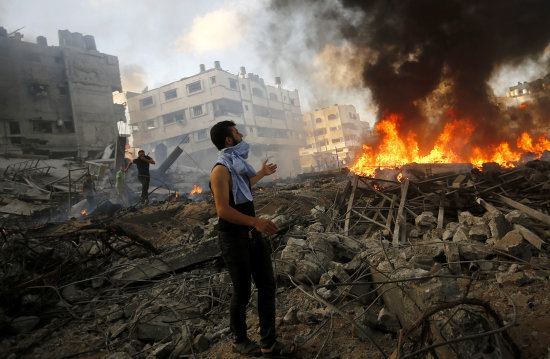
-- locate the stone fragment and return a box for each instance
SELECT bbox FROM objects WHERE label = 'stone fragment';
[409,255,434,270]
[505,210,530,226]
[10,316,40,334]
[136,322,173,342]
[452,226,469,242]
[485,212,511,241]
[494,230,531,261]
[444,243,461,274]
[297,310,322,324]
[415,211,437,228]
[458,211,475,225]
[306,222,325,233]
[283,307,298,324]
[62,284,88,302]
[377,308,400,333]
[469,223,490,242]
[294,260,324,284]
[193,334,210,352]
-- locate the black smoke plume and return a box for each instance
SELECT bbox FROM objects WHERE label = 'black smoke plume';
[267,0,550,150]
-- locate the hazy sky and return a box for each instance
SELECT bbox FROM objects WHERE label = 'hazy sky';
[1,0,548,127]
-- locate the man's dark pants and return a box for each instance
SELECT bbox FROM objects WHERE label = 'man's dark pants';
[218,230,277,348]
[138,175,150,201]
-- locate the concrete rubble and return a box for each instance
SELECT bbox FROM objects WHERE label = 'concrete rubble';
[1,157,550,358]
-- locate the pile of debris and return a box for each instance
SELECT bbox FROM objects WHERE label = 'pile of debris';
[0,158,549,358]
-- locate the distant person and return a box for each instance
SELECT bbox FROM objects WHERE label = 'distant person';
[209,120,296,357]
[125,150,155,203]
[115,165,129,206]
[82,173,96,212]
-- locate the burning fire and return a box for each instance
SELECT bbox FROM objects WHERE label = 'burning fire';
[81,209,87,216]
[190,185,203,195]
[351,113,550,177]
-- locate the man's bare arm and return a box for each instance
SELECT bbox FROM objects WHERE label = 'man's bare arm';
[211,165,278,235]
[249,159,277,187]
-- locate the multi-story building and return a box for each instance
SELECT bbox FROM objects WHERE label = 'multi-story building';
[299,105,370,172]
[126,62,303,177]
[0,27,125,158]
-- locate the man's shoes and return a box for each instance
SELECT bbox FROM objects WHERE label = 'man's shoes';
[232,339,261,357]
[261,341,296,357]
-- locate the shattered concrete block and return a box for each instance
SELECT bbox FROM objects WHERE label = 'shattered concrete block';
[323,233,362,261]
[494,230,532,261]
[457,242,493,261]
[496,272,534,286]
[452,226,469,243]
[10,316,40,334]
[193,333,210,352]
[377,308,400,333]
[484,211,511,241]
[505,210,530,226]
[415,211,437,228]
[283,307,298,324]
[444,243,461,274]
[469,223,490,242]
[297,310,322,324]
[311,205,326,216]
[409,254,435,270]
[458,211,475,225]
[306,222,325,233]
[295,259,324,284]
[442,228,455,241]
[136,322,174,342]
[62,284,89,302]
[445,221,460,232]
[409,227,422,238]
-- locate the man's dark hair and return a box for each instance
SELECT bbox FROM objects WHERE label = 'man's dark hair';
[138,150,145,154]
[210,120,236,150]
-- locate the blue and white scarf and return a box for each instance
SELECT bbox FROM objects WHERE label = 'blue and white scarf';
[217,141,257,205]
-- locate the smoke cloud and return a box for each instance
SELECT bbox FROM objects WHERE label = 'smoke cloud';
[262,0,550,150]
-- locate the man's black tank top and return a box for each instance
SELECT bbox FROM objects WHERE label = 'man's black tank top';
[210,163,255,232]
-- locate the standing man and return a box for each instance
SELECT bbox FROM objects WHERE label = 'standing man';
[209,121,296,357]
[125,150,155,204]
[82,173,96,213]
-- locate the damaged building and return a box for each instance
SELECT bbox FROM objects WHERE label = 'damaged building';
[126,62,304,176]
[0,27,125,158]
[300,104,371,173]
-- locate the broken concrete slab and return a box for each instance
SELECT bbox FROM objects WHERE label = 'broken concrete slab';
[111,238,220,283]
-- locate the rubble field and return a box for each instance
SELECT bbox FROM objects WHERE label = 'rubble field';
[1,158,550,359]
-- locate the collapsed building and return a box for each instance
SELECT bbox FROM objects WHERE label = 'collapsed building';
[0,27,125,158]
[126,62,304,177]
[300,104,371,173]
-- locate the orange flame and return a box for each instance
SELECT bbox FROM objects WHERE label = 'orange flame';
[350,113,550,177]
[519,103,528,109]
[190,185,203,195]
[81,209,87,215]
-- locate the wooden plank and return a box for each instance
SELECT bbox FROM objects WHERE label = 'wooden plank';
[497,194,550,226]
[352,209,390,231]
[393,179,409,247]
[344,175,359,235]
[386,194,397,229]
[514,224,546,250]
[437,191,445,228]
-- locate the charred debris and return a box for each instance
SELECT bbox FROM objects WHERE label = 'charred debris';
[1,155,550,359]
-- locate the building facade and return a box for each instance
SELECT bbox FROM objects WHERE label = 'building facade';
[299,105,370,172]
[0,27,125,158]
[126,62,303,177]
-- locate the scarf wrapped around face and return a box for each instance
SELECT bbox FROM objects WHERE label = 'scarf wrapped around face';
[217,141,257,205]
